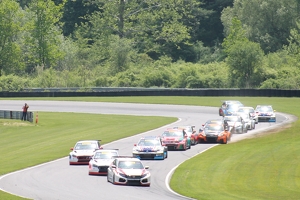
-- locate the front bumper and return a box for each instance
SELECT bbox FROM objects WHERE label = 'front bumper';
[89,165,109,175]
[258,115,276,122]
[133,152,165,160]
[114,173,151,186]
[163,143,185,150]
[69,155,91,165]
[198,134,227,143]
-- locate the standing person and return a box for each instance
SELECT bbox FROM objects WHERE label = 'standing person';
[21,103,29,121]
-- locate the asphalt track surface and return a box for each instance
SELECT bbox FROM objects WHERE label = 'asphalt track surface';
[0,100,291,200]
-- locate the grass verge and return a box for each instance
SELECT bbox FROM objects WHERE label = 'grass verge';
[1,96,300,200]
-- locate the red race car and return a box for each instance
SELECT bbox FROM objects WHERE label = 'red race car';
[161,128,191,150]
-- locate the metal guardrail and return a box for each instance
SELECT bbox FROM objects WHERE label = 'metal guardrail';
[0,110,34,123]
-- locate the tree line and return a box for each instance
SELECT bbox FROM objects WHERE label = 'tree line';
[1,0,300,91]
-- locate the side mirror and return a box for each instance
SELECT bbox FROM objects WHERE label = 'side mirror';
[145,166,149,169]
[134,144,137,146]
[70,147,74,150]
[111,165,116,169]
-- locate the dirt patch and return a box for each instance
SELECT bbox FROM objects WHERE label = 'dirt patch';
[230,112,298,143]
[2,122,34,127]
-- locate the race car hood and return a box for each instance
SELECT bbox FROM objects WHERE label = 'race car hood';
[92,159,113,166]
[136,146,160,152]
[120,168,148,176]
[257,112,274,116]
[203,130,221,136]
[71,150,95,156]
[162,136,183,141]
[227,121,242,127]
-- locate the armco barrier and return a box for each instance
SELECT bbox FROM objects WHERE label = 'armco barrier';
[0,88,300,97]
[0,110,34,123]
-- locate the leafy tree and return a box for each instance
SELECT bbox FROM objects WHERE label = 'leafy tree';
[0,0,24,76]
[221,0,299,53]
[85,0,207,61]
[223,18,264,88]
[198,0,233,46]
[26,0,66,69]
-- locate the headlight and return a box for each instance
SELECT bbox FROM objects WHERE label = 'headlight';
[141,172,150,178]
[118,173,126,178]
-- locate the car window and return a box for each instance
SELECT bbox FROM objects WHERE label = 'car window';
[118,161,144,169]
[94,151,118,159]
[205,125,224,131]
[75,142,97,150]
[138,139,160,146]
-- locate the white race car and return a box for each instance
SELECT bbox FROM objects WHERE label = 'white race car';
[69,140,102,165]
[132,136,167,160]
[255,105,276,122]
[107,156,151,186]
[88,149,119,175]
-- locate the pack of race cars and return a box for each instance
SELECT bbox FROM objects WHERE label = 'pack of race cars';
[68,100,276,187]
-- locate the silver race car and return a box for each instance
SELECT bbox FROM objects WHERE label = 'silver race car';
[224,115,248,134]
[88,149,119,175]
[107,156,151,186]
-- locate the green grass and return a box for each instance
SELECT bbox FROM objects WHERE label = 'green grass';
[1,96,300,200]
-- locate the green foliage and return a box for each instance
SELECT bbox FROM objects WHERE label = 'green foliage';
[0,75,30,92]
[222,0,299,53]
[223,18,264,88]
[26,0,66,69]
[226,40,264,88]
[0,0,24,76]
[260,67,300,89]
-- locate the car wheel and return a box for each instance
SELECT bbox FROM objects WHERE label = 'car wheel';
[107,174,110,182]
[113,174,117,185]
[221,138,227,144]
[165,151,168,158]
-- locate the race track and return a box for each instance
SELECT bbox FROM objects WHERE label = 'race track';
[0,100,289,200]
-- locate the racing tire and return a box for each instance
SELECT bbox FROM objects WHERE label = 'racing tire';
[188,143,191,149]
[113,174,117,185]
[221,138,227,144]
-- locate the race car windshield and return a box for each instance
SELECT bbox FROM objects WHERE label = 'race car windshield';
[227,104,240,111]
[224,117,240,122]
[162,131,183,137]
[94,152,118,159]
[257,107,273,112]
[75,143,97,150]
[118,161,144,169]
[205,125,223,132]
[138,139,159,146]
